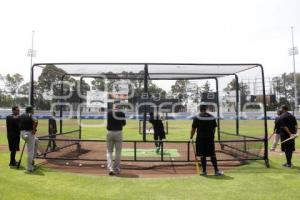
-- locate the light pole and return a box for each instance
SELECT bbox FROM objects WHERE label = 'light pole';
[27,30,36,105]
[289,26,298,112]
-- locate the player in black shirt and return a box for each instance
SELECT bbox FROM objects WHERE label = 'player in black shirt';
[19,106,39,172]
[190,104,223,176]
[6,106,20,166]
[278,105,298,168]
[106,104,126,176]
[107,109,126,131]
[47,111,58,151]
[149,112,166,153]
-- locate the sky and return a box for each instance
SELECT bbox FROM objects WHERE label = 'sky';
[0,0,300,91]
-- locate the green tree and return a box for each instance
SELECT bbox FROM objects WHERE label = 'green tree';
[201,81,212,92]
[224,80,250,111]
[3,73,24,101]
[37,64,67,93]
[14,82,32,107]
[272,72,300,110]
[171,80,189,102]
[18,82,30,96]
[148,83,166,100]
[36,64,73,110]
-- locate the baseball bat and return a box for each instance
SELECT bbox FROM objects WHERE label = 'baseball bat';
[268,133,275,140]
[17,141,26,169]
[191,140,200,175]
[280,134,298,144]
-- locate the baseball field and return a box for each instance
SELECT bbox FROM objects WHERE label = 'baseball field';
[1,119,300,200]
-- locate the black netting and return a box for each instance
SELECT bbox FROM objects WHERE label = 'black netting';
[37,130,80,158]
[32,63,268,168]
[219,132,264,160]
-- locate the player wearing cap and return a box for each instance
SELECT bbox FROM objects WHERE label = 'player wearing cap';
[190,104,223,176]
[106,103,126,176]
[19,106,39,172]
[278,105,298,168]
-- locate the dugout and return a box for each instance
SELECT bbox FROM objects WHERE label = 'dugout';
[30,63,269,167]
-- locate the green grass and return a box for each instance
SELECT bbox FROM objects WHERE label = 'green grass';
[1,119,300,199]
[0,153,300,200]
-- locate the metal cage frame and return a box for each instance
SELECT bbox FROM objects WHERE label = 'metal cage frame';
[30,63,269,167]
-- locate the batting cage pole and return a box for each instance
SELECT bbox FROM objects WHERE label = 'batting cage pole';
[142,64,149,142]
[30,64,35,106]
[235,74,240,136]
[59,74,66,134]
[79,76,84,140]
[215,77,221,141]
[259,64,269,167]
[166,112,169,135]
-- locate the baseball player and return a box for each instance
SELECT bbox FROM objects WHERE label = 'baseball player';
[106,103,126,176]
[47,111,58,151]
[190,104,223,176]
[6,106,21,166]
[149,112,166,153]
[278,105,297,168]
[19,106,39,172]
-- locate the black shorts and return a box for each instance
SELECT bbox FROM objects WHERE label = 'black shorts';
[154,131,166,140]
[196,138,216,157]
[7,135,20,152]
[281,134,295,152]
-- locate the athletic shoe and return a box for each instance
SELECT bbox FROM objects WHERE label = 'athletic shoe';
[215,171,224,176]
[35,151,42,156]
[114,170,121,175]
[109,171,115,176]
[200,172,207,176]
[282,163,292,168]
[9,162,17,167]
[52,146,59,151]
[27,169,34,173]
[156,147,160,154]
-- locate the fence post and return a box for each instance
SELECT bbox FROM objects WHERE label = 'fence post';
[134,141,137,161]
[161,141,164,161]
[187,141,190,161]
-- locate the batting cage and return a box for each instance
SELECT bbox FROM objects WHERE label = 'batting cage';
[30,63,269,172]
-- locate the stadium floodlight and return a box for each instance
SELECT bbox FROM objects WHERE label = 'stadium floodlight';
[27,49,37,57]
[27,30,36,105]
[27,31,37,62]
[289,27,298,111]
[289,47,298,56]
